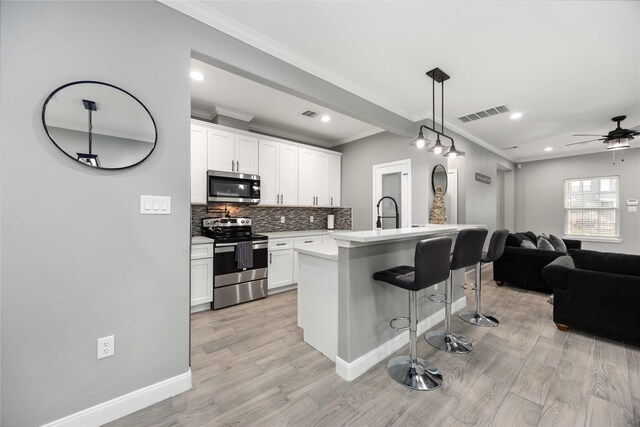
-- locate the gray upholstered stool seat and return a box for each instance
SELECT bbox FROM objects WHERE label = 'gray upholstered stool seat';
[459,229,509,327]
[373,236,452,391]
[425,228,488,354]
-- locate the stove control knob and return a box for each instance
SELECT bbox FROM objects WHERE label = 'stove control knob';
[241,220,245,224]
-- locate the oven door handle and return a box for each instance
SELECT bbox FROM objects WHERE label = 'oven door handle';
[215,242,268,253]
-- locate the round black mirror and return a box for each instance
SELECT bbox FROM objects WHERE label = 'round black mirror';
[432,164,448,194]
[42,81,157,170]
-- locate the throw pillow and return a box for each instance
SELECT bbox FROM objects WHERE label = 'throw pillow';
[548,234,567,253]
[537,236,555,251]
[524,231,537,244]
[521,240,536,249]
[505,233,523,247]
[516,232,534,243]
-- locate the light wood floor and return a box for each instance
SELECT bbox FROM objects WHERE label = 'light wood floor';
[108,269,639,426]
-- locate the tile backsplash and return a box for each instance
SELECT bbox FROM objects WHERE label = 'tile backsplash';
[191,204,352,236]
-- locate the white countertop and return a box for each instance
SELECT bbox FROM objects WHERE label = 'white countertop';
[191,236,214,245]
[261,229,344,239]
[331,224,485,247]
[295,243,338,261]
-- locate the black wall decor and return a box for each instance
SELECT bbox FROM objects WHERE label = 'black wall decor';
[475,173,491,184]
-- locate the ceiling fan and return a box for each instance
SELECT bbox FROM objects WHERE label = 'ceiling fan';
[566,115,640,151]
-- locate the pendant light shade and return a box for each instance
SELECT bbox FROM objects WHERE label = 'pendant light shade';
[409,129,430,148]
[607,138,631,151]
[443,142,465,158]
[428,137,446,154]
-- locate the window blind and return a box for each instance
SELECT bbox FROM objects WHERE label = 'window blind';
[564,176,619,237]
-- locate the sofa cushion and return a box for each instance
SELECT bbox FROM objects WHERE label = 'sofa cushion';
[537,236,555,251]
[521,240,536,249]
[505,233,523,247]
[548,234,567,252]
[571,249,640,277]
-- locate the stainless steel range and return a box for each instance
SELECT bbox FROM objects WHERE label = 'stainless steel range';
[201,217,268,310]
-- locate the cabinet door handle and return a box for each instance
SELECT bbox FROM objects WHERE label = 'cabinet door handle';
[279,194,283,204]
[236,160,239,171]
[276,243,287,246]
[331,197,333,206]
[304,240,313,243]
[269,253,272,264]
[231,160,235,172]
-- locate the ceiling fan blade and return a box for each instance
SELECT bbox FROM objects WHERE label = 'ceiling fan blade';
[630,124,640,132]
[572,134,606,137]
[565,138,606,146]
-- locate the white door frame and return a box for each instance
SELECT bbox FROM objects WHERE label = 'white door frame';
[446,169,458,224]
[372,159,412,228]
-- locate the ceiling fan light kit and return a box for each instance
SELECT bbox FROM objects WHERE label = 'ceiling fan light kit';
[568,115,639,153]
[410,67,464,158]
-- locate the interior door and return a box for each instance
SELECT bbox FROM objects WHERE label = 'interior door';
[373,159,411,229]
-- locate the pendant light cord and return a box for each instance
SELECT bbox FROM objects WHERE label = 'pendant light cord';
[432,79,435,130]
[441,81,444,134]
[88,109,93,155]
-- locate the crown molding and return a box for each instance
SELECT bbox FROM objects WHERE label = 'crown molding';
[214,106,255,122]
[191,108,214,120]
[159,0,414,120]
[335,128,385,146]
[248,123,333,148]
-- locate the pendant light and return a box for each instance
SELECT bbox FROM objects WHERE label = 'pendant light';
[409,67,464,158]
[76,99,100,167]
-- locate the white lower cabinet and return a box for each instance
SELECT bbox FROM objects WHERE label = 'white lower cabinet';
[190,243,213,312]
[268,238,294,291]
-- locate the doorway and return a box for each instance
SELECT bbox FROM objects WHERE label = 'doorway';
[372,159,411,229]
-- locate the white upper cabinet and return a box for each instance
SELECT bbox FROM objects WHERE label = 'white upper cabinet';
[207,128,259,175]
[258,140,279,205]
[234,135,259,174]
[190,124,208,204]
[259,140,298,205]
[207,128,236,173]
[298,148,340,207]
[328,154,341,207]
[279,144,298,205]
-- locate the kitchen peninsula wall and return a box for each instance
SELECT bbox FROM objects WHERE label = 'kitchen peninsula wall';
[191,204,352,236]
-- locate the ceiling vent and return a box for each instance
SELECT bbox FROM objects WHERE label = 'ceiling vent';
[300,109,319,118]
[458,105,510,123]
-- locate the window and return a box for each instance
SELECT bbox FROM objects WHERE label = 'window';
[564,176,619,238]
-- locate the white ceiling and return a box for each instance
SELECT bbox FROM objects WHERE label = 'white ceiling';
[190,59,383,146]
[172,1,640,162]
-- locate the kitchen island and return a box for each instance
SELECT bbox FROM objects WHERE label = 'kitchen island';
[296,224,484,381]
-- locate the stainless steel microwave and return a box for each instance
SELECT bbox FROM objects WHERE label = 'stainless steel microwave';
[207,170,260,204]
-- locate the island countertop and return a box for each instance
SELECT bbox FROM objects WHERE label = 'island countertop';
[294,243,338,261]
[331,224,484,246]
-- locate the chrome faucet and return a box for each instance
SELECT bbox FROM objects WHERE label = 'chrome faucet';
[376,196,400,229]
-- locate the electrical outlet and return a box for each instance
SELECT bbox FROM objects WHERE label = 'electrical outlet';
[97,335,115,359]
[310,216,314,222]
[280,216,285,223]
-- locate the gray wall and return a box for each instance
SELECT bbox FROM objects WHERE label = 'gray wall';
[0,1,464,425]
[338,122,515,241]
[515,149,640,254]
[1,2,194,425]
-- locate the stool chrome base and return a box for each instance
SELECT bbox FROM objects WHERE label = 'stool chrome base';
[425,331,473,354]
[386,355,443,391]
[458,311,499,327]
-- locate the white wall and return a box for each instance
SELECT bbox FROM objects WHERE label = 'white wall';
[514,149,640,254]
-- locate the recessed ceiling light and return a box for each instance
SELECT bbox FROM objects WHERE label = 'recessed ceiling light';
[544,147,553,152]
[190,71,205,81]
[510,112,522,120]
[321,115,331,123]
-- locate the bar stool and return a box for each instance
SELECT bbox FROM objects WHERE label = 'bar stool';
[373,237,452,391]
[458,229,509,327]
[425,228,488,354]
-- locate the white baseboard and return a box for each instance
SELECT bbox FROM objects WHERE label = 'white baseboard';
[42,369,192,427]
[336,297,466,381]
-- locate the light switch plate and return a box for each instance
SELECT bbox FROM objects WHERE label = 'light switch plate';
[140,195,171,215]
